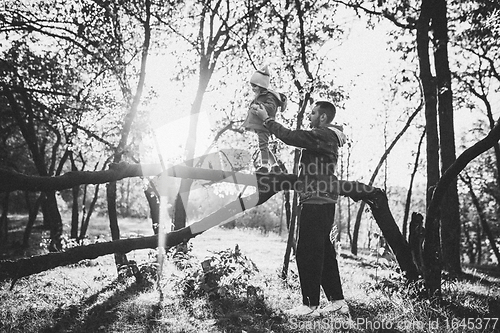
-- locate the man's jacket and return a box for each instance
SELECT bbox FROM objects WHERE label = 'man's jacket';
[263,118,347,204]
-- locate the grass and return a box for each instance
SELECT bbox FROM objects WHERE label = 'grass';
[1,216,500,332]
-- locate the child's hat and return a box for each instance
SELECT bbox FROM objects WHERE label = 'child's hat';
[250,65,270,89]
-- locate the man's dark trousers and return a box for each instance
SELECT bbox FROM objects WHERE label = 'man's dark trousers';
[296,203,344,306]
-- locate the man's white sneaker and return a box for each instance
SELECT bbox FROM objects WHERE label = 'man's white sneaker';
[284,305,320,318]
[318,299,349,315]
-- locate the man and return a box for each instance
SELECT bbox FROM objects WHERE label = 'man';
[253,101,349,317]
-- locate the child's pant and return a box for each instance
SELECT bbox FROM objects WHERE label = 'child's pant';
[256,130,276,165]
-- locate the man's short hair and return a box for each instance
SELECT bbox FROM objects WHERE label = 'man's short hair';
[314,101,336,123]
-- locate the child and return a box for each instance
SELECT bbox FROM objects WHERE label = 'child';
[242,65,286,172]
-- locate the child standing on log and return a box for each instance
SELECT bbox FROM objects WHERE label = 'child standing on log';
[242,65,286,172]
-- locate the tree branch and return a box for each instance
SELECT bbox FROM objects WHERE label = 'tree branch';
[332,0,417,29]
[426,116,500,227]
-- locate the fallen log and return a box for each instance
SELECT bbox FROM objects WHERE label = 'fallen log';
[0,169,419,283]
[0,163,259,193]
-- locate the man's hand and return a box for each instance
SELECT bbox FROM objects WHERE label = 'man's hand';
[252,104,268,120]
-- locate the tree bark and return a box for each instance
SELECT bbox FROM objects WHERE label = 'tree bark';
[71,185,80,239]
[0,163,163,192]
[409,212,424,275]
[144,184,160,235]
[0,192,10,247]
[107,181,127,265]
[403,129,425,239]
[70,153,80,239]
[463,219,475,264]
[43,191,63,252]
[78,184,100,241]
[23,194,43,248]
[172,68,211,230]
[417,0,442,297]
[361,187,419,280]
[281,90,309,279]
[281,199,298,280]
[433,0,461,274]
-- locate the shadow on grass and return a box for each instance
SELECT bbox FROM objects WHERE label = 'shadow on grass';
[189,291,288,333]
[448,269,500,287]
[441,269,500,318]
[0,223,47,260]
[439,297,486,318]
[40,276,155,333]
[440,290,500,319]
[462,264,500,278]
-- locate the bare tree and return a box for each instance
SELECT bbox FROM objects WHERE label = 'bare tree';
[351,100,422,255]
[162,0,270,230]
[460,173,500,267]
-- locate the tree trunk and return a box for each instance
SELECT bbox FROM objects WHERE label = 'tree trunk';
[463,220,475,264]
[346,146,353,247]
[71,185,80,239]
[70,153,79,239]
[281,92,309,279]
[359,187,419,280]
[476,219,482,265]
[172,61,212,230]
[144,184,160,235]
[281,198,298,280]
[337,151,344,242]
[43,191,63,252]
[417,0,442,297]
[351,203,364,256]
[107,182,127,266]
[79,184,100,241]
[106,0,151,267]
[0,163,164,192]
[23,194,43,248]
[433,0,461,274]
[409,212,424,275]
[403,129,425,239]
[0,192,10,247]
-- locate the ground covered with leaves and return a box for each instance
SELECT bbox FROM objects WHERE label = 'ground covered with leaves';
[1,226,500,332]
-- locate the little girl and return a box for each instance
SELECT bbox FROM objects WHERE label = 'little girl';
[242,65,286,172]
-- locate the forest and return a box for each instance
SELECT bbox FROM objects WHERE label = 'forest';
[0,0,500,332]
